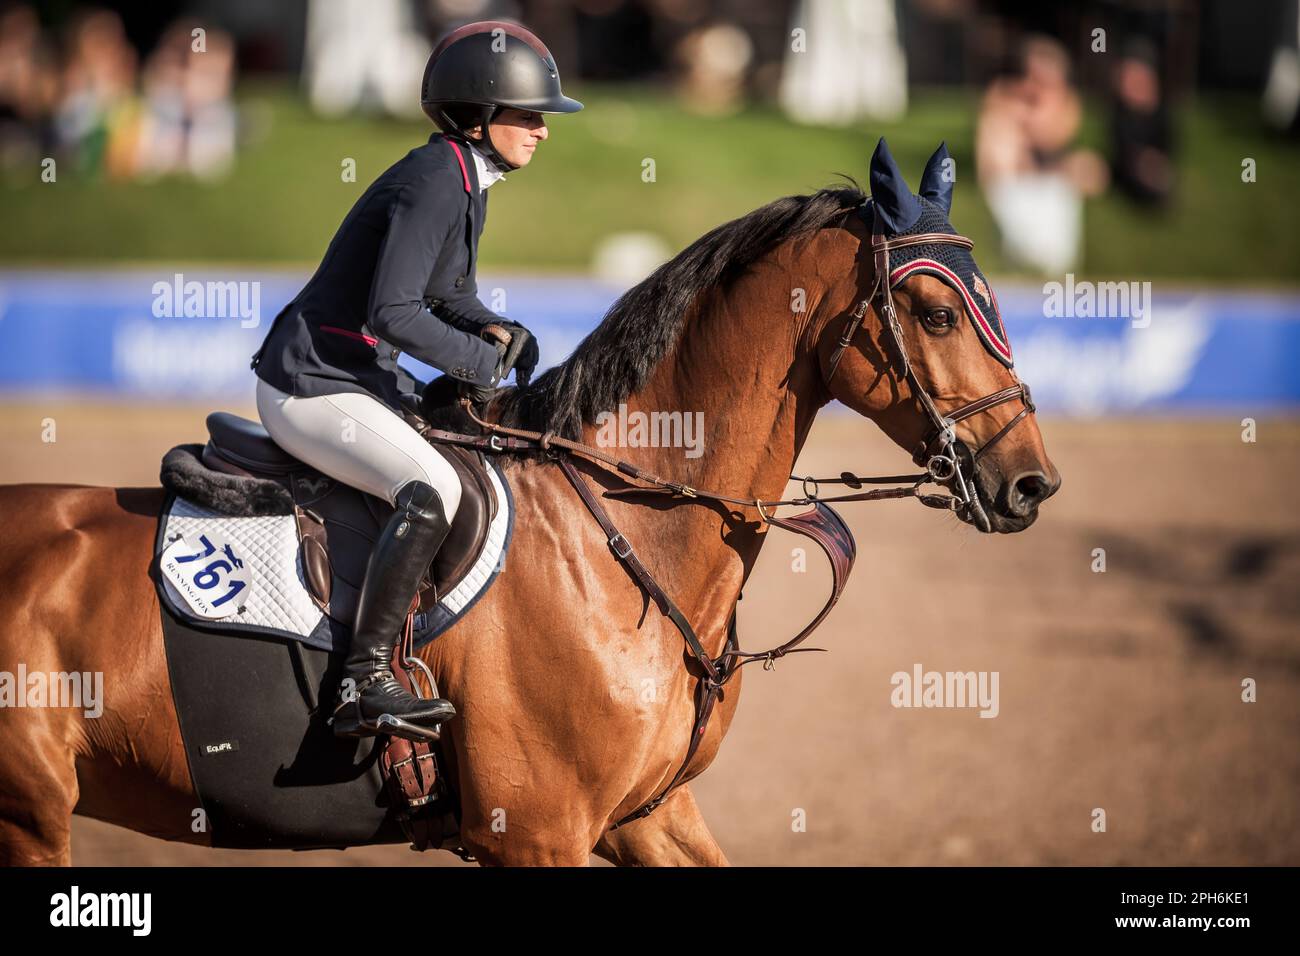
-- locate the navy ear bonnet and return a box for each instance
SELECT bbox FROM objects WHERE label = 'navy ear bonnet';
[862,139,1014,367]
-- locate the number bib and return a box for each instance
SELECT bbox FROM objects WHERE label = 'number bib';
[160,531,251,620]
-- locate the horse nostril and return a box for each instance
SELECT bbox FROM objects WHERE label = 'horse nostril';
[1007,471,1053,516]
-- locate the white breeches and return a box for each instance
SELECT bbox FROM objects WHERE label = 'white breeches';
[255,378,462,518]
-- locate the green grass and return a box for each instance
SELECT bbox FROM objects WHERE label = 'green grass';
[2,83,1297,282]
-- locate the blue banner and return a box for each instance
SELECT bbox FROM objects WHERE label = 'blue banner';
[0,270,1296,414]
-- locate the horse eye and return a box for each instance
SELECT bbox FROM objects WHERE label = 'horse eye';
[923,308,955,331]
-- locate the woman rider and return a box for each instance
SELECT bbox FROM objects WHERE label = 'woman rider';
[249,21,582,742]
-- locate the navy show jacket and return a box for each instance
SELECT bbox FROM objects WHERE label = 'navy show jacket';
[252,132,504,409]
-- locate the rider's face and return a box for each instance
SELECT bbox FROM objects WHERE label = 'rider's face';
[471,107,548,168]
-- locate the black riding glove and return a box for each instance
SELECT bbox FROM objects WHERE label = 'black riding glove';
[490,320,540,387]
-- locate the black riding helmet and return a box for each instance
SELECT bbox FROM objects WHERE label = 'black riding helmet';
[421,20,583,173]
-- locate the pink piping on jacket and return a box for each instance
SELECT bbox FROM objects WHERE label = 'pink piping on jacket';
[320,325,378,347]
[447,140,472,194]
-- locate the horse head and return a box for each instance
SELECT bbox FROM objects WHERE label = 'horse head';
[819,138,1059,532]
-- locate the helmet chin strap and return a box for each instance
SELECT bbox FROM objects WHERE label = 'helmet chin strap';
[436,104,519,173]
[472,105,517,173]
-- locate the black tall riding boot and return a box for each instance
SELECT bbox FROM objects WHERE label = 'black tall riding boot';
[331,480,457,742]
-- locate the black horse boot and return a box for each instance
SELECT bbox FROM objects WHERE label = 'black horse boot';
[331,479,457,742]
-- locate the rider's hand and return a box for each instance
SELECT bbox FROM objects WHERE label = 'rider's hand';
[481,320,540,387]
[458,380,496,406]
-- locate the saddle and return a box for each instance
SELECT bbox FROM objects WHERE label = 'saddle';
[157,402,503,856]
[192,407,499,628]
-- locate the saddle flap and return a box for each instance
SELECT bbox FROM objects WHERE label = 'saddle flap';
[429,445,497,599]
[297,517,332,607]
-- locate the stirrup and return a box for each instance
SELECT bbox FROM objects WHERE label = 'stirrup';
[331,704,444,743]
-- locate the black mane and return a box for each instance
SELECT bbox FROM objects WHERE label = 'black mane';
[492,183,865,439]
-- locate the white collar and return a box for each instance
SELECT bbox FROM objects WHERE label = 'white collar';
[466,141,505,192]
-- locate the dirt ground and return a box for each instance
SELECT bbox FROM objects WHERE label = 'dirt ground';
[1,401,1296,866]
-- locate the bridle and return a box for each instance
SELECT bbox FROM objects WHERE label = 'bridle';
[824,217,1036,531]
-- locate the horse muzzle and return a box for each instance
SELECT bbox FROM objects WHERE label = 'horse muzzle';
[968,461,1060,533]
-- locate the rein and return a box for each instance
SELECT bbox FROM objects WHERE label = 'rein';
[447,398,957,513]
[402,217,1037,828]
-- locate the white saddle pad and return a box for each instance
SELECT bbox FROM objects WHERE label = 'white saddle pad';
[157,460,513,651]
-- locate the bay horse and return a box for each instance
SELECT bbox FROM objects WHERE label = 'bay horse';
[0,141,1058,865]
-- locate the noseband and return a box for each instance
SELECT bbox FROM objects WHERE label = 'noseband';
[824,222,1036,528]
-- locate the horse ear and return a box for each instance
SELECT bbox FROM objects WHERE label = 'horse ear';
[918,141,953,214]
[868,137,922,235]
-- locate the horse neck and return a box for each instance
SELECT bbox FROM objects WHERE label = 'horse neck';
[574,232,845,622]
[600,271,828,500]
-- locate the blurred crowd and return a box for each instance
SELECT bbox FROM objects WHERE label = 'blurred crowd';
[974,32,1174,274]
[1,0,1293,275]
[0,4,236,180]
[975,17,1202,273]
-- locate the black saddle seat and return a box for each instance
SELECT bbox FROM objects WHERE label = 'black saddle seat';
[206,411,300,474]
